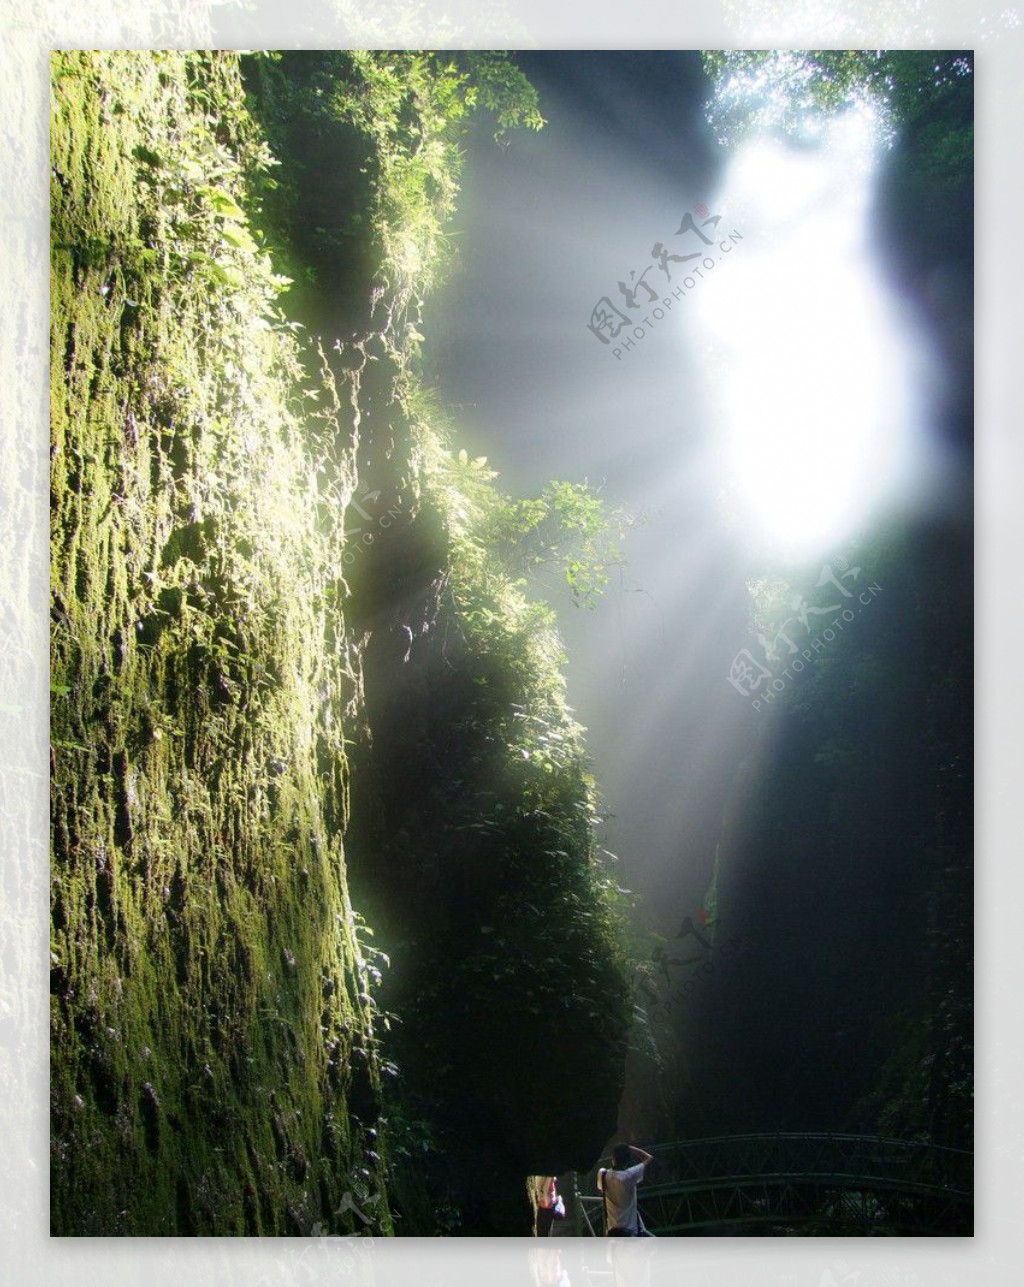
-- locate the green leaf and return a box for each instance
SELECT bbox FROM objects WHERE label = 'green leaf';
[220,223,258,254]
[208,262,246,289]
[199,186,247,220]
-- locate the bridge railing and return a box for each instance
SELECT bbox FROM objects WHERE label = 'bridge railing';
[583,1133,971,1196]
[574,1132,972,1234]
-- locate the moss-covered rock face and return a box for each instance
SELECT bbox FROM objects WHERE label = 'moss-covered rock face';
[51,49,629,1237]
[50,51,389,1236]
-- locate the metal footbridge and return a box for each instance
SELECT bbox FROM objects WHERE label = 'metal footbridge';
[571,1133,972,1236]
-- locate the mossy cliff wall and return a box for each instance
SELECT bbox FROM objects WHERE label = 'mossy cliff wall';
[50,50,628,1237]
[50,51,389,1236]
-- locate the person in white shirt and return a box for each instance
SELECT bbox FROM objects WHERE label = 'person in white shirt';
[598,1143,655,1236]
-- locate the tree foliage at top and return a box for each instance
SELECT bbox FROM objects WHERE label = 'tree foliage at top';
[242,50,543,322]
[701,48,973,171]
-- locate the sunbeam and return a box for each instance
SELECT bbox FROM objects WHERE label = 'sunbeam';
[691,104,929,560]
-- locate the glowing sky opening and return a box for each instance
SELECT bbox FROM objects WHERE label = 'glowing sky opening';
[691,103,928,562]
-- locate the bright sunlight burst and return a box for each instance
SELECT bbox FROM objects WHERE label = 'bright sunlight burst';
[694,103,927,560]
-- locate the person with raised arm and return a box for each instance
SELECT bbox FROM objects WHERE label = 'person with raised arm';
[598,1143,655,1236]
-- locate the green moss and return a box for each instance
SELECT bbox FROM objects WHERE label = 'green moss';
[52,48,629,1238]
[50,51,390,1236]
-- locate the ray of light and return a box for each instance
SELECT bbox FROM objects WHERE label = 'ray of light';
[687,104,932,562]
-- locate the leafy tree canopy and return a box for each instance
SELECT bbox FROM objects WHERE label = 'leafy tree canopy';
[701,49,972,162]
